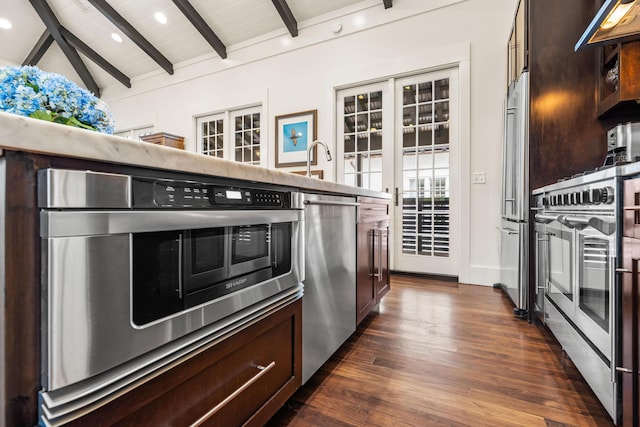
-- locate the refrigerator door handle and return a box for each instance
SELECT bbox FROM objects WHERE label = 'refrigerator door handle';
[499,227,519,236]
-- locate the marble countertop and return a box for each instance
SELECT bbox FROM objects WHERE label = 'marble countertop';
[0,112,390,199]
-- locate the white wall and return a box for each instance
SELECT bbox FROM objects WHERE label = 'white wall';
[102,0,518,285]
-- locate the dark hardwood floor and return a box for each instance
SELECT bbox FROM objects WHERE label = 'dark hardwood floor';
[266,275,615,427]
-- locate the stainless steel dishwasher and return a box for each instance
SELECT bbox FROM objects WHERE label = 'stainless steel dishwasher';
[302,193,357,384]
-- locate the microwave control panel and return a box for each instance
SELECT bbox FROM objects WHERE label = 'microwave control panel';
[132,176,289,209]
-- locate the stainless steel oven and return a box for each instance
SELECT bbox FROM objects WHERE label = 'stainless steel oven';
[575,221,615,357]
[546,219,574,317]
[533,173,618,421]
[38,169,304,425]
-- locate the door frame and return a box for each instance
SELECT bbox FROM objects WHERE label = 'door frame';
[393,67,460,276]
[331,47,471,281]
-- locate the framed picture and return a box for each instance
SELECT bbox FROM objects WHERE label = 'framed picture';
[275,110,317,168]
[291,170,324,179]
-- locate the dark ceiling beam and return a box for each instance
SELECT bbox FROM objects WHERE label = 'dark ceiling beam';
[383,0,393,8]
[87,0,174,75]
[23,30,54,65]
[172,0,227,59]
[60,26,131,88]
[29,0,101,96]
[271,0,298,37]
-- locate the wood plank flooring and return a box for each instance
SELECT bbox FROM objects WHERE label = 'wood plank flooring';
[266,275,615,427]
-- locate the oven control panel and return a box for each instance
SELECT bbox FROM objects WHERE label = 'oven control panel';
[537,179,617,213]
[543,186,615,207]
[132,177,289,209]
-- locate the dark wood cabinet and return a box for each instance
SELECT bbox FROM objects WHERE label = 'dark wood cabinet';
[523,0,610,324]
[507,0,527,87]
[356,197,390,325]
[620,237,638,427]
[66,298,302,427]
[624,177,640,239]
[598,41,640,118]
[621,177,640,427]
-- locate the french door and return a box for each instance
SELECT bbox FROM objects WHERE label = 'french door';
[337,68,459,276]
[394,70,458,275]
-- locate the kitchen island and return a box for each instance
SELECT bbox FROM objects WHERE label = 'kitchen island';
[0,112,390,426]
[0,111,387,199]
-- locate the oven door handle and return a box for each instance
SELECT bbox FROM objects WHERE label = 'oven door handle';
[534,213,558,224]
[562,215,615,235]
[558,215,588,230]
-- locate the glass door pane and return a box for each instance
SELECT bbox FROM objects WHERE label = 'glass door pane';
[401,78,450,258]
[578,234,611,331]
[342,90,384,191]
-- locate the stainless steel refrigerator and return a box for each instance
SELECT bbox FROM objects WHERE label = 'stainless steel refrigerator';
[498,71,529,318]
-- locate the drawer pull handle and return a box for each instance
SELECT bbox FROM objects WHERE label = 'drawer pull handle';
[616,268,632,274]
[190,361,276,427]
[623,206,640,211]
[616,366,633,374]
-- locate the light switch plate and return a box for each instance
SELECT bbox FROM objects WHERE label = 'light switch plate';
[472,172,486,184]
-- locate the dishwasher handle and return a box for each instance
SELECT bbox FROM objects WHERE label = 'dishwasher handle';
[303,200,360,207]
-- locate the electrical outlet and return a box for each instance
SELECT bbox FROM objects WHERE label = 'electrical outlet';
[472,172,486,184]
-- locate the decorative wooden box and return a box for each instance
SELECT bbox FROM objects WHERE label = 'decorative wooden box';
[140,132,185,150]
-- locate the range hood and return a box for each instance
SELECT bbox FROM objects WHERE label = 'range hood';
[576,0,640,50]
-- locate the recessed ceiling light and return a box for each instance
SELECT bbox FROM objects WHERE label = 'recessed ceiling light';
[281,37,292,47]
[154,12,167,24]
[111,33,123,43]
[0,18,12,30]
[353,14,366,28]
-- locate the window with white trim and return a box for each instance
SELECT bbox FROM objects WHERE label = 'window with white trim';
[114,125,155,140]
[196,106,263,166]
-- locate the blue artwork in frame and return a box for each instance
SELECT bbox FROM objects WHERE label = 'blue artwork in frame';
[275,109,317,167]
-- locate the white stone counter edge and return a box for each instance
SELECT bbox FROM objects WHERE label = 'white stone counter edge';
[0,112,390,199]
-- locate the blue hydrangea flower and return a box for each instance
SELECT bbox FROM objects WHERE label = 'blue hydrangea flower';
[0,65,115,134]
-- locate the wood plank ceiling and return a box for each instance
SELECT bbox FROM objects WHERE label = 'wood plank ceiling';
[1,0,393,97]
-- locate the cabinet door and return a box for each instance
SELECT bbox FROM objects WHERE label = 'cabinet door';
[375,227,390,301]
[66,299,302,427]
[624,178,640,239]
[507,0,527,87]
[620,237,640,427]
[356,224,376,325]
[515,0,526,74]
[598,42,640,117]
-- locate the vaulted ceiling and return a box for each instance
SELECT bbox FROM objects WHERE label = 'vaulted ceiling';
[1,0,393,97]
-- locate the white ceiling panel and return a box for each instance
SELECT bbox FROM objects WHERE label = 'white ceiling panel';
[0,0,387,94]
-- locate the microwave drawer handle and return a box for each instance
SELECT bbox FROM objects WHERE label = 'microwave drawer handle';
[41,209,302,237]
[189,361,276,427]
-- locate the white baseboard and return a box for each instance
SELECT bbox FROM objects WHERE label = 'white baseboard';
[459,264,500,286]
